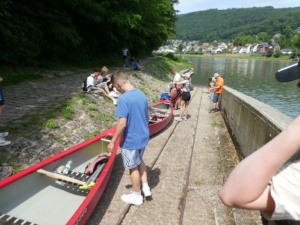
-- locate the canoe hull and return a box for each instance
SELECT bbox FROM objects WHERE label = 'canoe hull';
[149,101,173,136]
[0,126,120,225]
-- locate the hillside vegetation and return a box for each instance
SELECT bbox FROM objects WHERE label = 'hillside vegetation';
[176,6,300,42]
[0,0,178,67]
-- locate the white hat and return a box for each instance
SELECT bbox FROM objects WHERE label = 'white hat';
[183,73,190,78]
[213,73,219,77]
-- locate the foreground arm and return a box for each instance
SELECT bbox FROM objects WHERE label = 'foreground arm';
[219,116,300,211]
[107,117,127,152]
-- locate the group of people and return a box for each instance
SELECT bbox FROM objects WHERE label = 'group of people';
[168,65,300,224]
[84,66,119,105]
[3,56,300,224]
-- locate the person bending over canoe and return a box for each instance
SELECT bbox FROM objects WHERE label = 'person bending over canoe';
[219,62,300,224]
[107,70,151,205]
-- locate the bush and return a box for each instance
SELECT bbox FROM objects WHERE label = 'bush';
[273,50,281,58]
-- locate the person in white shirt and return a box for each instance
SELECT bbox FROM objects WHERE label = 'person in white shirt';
[174,73,192,121]
[171,69,182,110]
[87,69,117,105]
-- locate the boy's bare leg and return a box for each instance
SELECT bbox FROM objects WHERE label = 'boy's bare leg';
[129,167,141,192]
[138,160,148,183]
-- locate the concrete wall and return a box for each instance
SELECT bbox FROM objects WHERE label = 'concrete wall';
[219,86,293,158]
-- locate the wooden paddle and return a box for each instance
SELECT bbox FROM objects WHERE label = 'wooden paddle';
[37,169,86,186]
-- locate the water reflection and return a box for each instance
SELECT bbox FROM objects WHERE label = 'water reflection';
[188,56,300,118]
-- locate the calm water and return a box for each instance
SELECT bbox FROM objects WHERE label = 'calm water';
[187,56,300,118]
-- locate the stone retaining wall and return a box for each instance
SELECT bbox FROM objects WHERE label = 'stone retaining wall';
[219,86,293,158]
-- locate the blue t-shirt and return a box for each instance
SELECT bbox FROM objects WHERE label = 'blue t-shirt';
[115,89,149,149]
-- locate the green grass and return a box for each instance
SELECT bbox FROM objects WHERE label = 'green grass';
[83,131,101,140]
[212,121,219,127]
[194,180,204,186]
[44,119,60,129]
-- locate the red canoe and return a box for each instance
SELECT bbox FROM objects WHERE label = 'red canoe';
[149,101,173,136]
[0,126,121,225]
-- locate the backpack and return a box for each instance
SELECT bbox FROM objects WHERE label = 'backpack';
[82,77,88,92]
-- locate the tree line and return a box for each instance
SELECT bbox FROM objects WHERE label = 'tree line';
[175,7,300,50]
[0,0,178,66]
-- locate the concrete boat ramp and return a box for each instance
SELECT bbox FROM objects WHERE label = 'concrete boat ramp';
[88,86,262,225]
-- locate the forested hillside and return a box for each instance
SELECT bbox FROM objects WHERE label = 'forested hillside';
[0,0,178,66]
[176,7,300,42]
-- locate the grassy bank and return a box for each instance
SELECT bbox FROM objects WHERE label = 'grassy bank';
[0,55,192,173]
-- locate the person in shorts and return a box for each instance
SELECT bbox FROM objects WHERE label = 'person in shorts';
[171,69,182,110]
[219,62,300,224]
[107,70,151,205]
[0,77,11,146]
[174,73,192,121]
[209,73,224,113]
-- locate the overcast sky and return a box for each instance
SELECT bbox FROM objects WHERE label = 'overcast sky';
[174,0,300,14]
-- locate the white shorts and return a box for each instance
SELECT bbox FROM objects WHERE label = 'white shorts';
[268,158,300,220]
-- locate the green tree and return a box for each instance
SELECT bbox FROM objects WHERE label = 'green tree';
[257,32,270,43]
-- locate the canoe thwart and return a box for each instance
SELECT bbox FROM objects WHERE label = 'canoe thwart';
[37,169,86,186]
[101,138,111,143]
[150,107,168,113]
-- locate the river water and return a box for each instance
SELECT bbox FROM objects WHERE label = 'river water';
[187,56,300,118]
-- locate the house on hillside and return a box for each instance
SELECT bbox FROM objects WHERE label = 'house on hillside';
[202,42,210,48]
[211,47,222,54]
[257,43,269,54]
[239,47,248,54]
[218,42,228,50]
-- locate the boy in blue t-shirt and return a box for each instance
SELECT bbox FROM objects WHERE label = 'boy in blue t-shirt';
[107,70,151,205]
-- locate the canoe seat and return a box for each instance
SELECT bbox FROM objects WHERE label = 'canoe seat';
[0,212,37,225]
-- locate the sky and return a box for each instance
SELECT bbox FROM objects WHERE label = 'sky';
[174,0,300,14]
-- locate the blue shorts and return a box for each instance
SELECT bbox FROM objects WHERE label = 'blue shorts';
[121,148,145,169]
[0,86,4,106]
[212,93,220,103]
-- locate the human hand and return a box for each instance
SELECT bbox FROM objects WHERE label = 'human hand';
[107,142,114,153]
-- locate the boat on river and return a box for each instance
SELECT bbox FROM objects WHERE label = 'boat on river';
[0,126,120,225]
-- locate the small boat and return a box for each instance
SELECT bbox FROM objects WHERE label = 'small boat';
[0,126,121,225]
[149,101,173,136]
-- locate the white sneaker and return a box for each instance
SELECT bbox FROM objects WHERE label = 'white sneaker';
[0,132,8,138]
[112,98,117,105]
[0,138,11,146]
[175,117,182,122]
[183,117,187,121]
[142,186,152,197]
[121,192,143,205]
